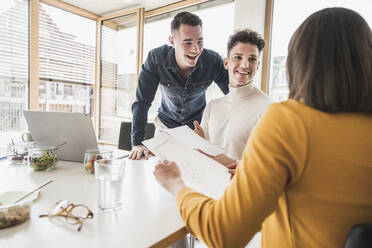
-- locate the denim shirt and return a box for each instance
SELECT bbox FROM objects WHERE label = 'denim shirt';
[131,45,229,146]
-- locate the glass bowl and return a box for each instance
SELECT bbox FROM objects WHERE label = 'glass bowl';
[28,146,58,171]
[84,149,113,174]
[7,141,36,165]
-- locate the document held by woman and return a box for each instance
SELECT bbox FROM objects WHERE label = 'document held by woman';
[143,126,230,199]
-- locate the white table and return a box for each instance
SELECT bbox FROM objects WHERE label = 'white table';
[0,156,188,248]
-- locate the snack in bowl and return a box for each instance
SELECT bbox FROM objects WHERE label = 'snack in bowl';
[0,190,39,229]
[28,146,58,171]
[84,149,113,174]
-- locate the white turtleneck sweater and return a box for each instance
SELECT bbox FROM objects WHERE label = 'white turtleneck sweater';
[201,83,272,161]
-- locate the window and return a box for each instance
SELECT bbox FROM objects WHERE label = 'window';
[268,0,372,102]
[143,0,235,120]
[98,1,234,144]
[99,12,139,143]
[0,0,29,152]
[38,3,95,115]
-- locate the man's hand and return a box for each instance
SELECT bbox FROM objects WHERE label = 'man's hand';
[213,153,237,167]
[196,149,238,179]
[153,160,186,197]
[193,120,205,139]
[225,161,238,179]
[129,145,154,160]
[197,149,236,167]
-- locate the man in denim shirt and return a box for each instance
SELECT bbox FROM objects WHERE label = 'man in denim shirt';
[130,12,229,160]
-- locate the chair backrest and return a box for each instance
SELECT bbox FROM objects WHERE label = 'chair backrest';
[343,223,372,248]
[117,122,155,151]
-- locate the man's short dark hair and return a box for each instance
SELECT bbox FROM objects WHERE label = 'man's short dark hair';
[171,12,202,33]
[227,29,265,55]
[287,7,372,113]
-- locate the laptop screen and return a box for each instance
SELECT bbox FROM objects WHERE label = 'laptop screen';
[23,111,98,162]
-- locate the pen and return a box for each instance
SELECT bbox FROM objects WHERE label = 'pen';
[14,179,53,203]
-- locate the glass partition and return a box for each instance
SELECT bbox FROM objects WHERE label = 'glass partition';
[268,0,372,102]
[0,0,29,154]
[99,12,138,142]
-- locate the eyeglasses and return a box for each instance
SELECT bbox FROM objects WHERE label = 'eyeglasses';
[39,200,94,231]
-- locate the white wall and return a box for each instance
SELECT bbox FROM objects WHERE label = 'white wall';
[234,0,267,89]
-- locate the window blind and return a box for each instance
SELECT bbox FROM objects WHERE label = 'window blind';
[0,0,28,132]
[38,3,95,85]
[38,3,95,114]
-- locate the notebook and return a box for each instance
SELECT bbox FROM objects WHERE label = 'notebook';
[23,111,98,162]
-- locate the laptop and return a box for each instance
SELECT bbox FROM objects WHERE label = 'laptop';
[23,111,99,162]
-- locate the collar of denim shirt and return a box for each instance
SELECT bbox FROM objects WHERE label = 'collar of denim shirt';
[163,47,204,72]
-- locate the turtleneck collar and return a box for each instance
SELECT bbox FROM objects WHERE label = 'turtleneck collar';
[226,82,258,102]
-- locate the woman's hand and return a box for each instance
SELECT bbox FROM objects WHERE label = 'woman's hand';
[153,160,186,197]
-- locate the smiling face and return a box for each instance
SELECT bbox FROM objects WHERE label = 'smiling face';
[169,24,204,72]
[224,42,260,88]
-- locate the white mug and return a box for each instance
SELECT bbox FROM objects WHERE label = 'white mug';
[21,132,33,142]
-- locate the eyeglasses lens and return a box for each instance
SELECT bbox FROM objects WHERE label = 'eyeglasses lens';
[49,200,69,216]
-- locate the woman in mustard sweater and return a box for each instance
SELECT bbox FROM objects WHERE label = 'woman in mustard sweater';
[153,7,372,248]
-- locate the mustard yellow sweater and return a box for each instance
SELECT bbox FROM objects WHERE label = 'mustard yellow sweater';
[176,100,372,248]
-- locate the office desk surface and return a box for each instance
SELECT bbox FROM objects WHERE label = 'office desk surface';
[0,157,187,248]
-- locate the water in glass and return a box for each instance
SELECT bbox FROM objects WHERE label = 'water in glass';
[94,159,125,212]
[97,174,123,211]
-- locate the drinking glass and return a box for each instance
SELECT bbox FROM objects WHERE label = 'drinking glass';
[94,159,125,212]
[7,141,35,165]
[84,149,113,174]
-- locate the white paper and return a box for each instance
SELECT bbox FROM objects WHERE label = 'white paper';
[163,126,225,156]
[144,132,230,199]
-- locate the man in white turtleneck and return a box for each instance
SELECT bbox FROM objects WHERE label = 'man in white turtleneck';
[192,29,271,248]
[194,29,272,162]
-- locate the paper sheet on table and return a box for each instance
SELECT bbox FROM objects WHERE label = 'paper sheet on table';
[144,132,230,199]
[162,125,225,156]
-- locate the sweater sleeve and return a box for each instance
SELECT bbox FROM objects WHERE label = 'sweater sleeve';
[176,102,308,247]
